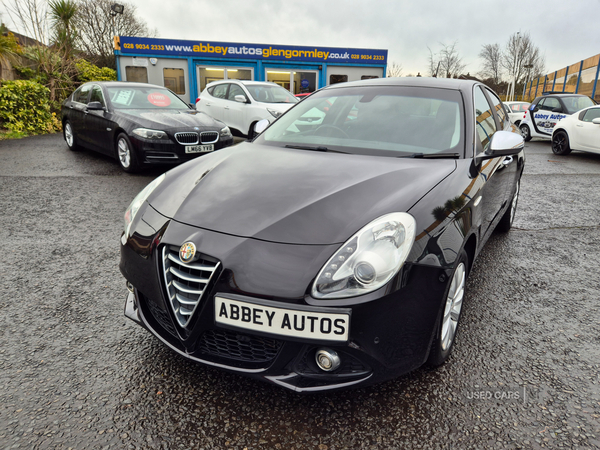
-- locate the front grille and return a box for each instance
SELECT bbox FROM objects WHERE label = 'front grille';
[162,245,220,328]
[198,329,282,363]
[200,131,219,144]
[174,132,199,145]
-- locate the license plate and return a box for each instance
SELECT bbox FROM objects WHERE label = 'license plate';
[185,144,214,153]
[215,296,350,342]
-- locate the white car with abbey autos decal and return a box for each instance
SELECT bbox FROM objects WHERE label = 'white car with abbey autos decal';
[519,93,596,141]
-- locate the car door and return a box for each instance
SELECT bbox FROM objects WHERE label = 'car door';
[68,84,92,143]
[84,85,113,156]
[224,83,248,134]
[577,107,600,152]
[473,86,509,240]
[534,97,561,136]
[202,83,229,122]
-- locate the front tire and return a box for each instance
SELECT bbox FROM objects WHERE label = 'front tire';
[497,179,520,233]
[551,130,572,155]
[520,124,532,142]
[116,133,140,173]
[427,250,468,367]
[64,121,80,151]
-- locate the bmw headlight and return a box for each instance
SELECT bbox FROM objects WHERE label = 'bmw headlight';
[311,213,416,299]
[124,173,166,237]
[220,126,232,138]
[267,108,282,119]
[132,128,167,139]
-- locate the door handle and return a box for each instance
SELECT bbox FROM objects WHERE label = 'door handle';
[224,106,230,110]
[576,124,584,127]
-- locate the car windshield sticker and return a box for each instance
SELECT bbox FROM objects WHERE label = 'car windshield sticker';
[148,93,171,107]
[111,89,135,106]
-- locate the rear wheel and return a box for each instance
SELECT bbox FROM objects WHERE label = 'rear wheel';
[427,250,468,367]
[551,130,572,155]
[64,121,80,151]
[116,133,140,173]
[520,124,531,142]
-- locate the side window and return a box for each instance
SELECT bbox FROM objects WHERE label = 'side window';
[227,84,246,100]
[89,86,105,107]
[74,85,91,104]
[540,97,560,111]
[125,66,148,83]
[474,86,497,151]
[582,108,600,122]
[210,83,229,99]
[485,88,508,127]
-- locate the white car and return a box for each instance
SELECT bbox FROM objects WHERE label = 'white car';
[551,105,600,155]
[503,101,530,126]
[196,80,298,138]
[519,94,596,141]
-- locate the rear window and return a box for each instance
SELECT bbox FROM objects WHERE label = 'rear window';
[561,96,596,114]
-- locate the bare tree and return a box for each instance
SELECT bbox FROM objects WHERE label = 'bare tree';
[478,43,502,84]
[386,61,403,77]
[502,32,545,86]
[428,41,466,78]
[74,0,157,68]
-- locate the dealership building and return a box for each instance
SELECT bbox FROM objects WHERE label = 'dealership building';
[114,36,388,104]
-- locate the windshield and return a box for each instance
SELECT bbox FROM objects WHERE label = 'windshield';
[245,84,299,104]
[106,86,189,110]
[254,86,465,157]
[561,96,596,114]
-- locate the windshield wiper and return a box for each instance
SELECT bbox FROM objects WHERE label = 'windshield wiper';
[284,144,347,153]
[402,152,460,159]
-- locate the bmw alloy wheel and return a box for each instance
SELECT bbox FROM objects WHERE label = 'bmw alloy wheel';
[118,137,131,169]
[65,122,74,147]
[440,261,466,352]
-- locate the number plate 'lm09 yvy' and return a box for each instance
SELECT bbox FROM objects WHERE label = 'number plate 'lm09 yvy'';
[215,296,350,342]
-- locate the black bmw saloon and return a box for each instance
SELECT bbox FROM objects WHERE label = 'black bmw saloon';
[120,77,524,392]
[61,81,234,172]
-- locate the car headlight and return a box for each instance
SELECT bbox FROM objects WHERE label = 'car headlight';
[311,213,416,299]
[267,108,282,119]
[220,126,232,138]
[124,173,166,237]
[132,128,167,139]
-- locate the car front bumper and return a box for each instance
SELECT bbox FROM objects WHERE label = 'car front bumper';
[120,212,451,392]
[129,135,234,166]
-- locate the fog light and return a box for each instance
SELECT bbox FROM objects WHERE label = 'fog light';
[315,348,341,372]
[126,281,134,293]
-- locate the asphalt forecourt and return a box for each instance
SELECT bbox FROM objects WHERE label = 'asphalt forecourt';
[1,134,599,448]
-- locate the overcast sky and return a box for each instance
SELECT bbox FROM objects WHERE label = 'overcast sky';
[126,0,599,78]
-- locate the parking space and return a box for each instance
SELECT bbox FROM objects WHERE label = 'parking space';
[1,134,599,449]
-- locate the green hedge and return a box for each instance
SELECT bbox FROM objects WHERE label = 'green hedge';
[76,59,116,83]
[0,80,61,134]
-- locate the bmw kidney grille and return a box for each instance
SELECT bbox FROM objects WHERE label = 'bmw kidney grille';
[162,245,220,328]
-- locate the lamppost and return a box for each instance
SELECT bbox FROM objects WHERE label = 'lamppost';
[522,63,533,101]
[110,3,125,42]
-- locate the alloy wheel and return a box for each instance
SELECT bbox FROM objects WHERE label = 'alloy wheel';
[118,138,131,169]
[440,262,466,352]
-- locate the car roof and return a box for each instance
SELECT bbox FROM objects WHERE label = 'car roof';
[323,76,483,93]
[83,81,169,90]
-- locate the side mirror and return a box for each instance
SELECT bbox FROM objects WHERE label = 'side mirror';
[87,101,105,111]
[234,95,248,104]
[254,119,270,135]
[592,118,600,125]
[476,131,524,162]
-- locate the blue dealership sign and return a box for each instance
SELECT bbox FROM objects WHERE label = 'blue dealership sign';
[117,36,387,65]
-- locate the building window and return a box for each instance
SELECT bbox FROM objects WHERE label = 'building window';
[361,75,379,80]
[163,68,185,94]
[125,66,148,83]
[330,75,347,85]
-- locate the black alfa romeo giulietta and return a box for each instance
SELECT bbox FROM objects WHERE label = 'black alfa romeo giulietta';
[120,77,525,392]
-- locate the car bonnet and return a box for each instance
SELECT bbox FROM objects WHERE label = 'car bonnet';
[148,144,457,245]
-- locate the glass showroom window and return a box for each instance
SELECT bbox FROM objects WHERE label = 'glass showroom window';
[163,68,185,95]
[125,66,148,83]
